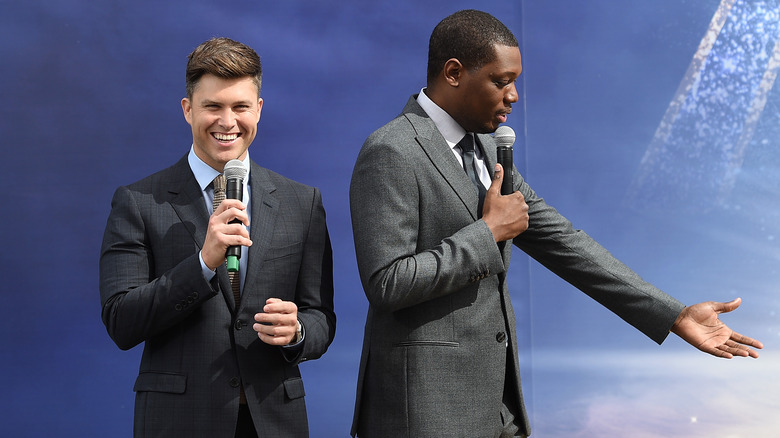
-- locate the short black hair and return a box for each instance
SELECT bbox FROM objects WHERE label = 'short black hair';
[427,10,518,84]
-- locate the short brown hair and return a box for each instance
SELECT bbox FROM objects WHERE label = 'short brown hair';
[185,37,262,99]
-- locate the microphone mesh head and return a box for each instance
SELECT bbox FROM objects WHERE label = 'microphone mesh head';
[494,126,516,148]
[223,159,248,181]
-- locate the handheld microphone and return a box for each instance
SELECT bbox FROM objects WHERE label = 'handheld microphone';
[223,159,248,273]
[494,126,516,195]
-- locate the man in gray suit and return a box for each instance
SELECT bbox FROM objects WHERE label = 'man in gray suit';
[100,37,335,437]
[349,10,762,437]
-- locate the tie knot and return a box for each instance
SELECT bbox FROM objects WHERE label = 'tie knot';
[458,134,475,153]
[212,174,226,191]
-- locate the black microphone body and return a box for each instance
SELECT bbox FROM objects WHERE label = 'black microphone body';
[497,146,513,195]
[225,177,243,261]
[494,126,516,195]
[223,159,248,273]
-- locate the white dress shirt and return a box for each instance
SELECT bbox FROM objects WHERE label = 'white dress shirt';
[416,89,492,189]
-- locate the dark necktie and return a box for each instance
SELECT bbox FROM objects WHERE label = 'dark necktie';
[211,174,241,307]
[212,175,248,405]
[458,134,486,216]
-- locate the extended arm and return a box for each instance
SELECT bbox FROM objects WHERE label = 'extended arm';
[509,167,687,343]
[506,163,763,350]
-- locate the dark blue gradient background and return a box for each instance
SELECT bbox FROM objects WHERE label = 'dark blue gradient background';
[1,1,777,436]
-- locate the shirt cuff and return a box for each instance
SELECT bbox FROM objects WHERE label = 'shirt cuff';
[199,250,217,281]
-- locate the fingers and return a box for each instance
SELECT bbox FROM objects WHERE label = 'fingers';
[262,298,298,315]
[731,330,764,351]
[202,199,252,269]
[253,299,298,346]
[713,347,734,359]
[210,199,251,239]
[214,199,250,227]
[715,340,754,359]
[704,333,762,359]
[481,163,528,242]
[253,325,295,346]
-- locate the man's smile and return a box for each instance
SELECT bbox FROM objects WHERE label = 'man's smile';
[213,132,240,142]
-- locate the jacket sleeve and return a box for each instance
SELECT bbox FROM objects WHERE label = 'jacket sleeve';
[286,186,336,363]
[99,185,218,350]
[510,168,685,344]
[349,133,505,313]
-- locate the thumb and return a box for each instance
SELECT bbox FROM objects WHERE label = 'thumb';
[714,297,742,314]
[489,163,503,194]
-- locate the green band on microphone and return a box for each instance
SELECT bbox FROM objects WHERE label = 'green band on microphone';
[227,255,239,272]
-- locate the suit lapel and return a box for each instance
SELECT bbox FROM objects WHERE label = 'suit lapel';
[402,98,482,220]
[402,98,512,263]
[242,161,279,304]
[166,155,236,311]
[167,156,210,247]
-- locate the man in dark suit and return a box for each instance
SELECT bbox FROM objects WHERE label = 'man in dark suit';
[100,37,336,438]
[349,10,762,437]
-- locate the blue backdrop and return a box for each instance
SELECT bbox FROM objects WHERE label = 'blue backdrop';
[1,1,777,436]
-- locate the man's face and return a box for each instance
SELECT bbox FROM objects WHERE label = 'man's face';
[181,74,263,172]
[452,45,522,134]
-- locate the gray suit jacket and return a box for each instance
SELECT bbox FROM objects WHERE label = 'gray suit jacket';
[100,155,335,437]
[349,96,684,437]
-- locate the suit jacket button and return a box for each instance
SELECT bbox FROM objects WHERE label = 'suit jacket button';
[229,377,240,388]
[234,320,244,330]
[496,332,507,343]
[175,304,183,311]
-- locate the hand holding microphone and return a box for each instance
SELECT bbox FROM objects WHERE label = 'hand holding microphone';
[201,160,251,271]
[223,159,248,272]
[482,126,528,242]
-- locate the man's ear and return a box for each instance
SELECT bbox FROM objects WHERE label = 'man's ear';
[442,58,463,87]
[181,98,192,125]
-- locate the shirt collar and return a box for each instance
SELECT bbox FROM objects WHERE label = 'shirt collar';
[416,88,468,149]
[187,146,251,191]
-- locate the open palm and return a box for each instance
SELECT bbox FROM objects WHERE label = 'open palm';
[671,298,763,358]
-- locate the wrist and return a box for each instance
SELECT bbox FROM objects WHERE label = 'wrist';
[670,307,688,334]
[291,319,303,344]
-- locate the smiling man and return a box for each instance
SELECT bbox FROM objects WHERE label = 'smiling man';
[99,37,336,438]
[348,10,761,438]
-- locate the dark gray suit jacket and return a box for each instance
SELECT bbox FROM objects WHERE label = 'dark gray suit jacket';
[349,96,684,437]
[100,155,335,437]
